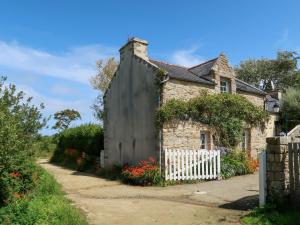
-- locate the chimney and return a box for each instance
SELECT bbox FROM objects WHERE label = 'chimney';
[119,37,148,61]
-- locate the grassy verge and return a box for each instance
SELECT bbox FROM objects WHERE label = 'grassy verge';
[0,166,88,225]
[242,205,300,225]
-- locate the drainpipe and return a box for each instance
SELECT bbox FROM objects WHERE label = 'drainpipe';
[158,75,169,175]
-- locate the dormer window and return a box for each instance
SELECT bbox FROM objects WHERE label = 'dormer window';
[220,78,230,93]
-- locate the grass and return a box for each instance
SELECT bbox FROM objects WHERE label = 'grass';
[0,166,88,225]
[242,204,300,225]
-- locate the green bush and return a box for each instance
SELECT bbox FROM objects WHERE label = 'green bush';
[0,77,46,205]
[33,135,57,158]
[0,167,88,225]
[221,149,253,179]
[51,124,103,171]
[0,161,39,206]
[242,204,300,225]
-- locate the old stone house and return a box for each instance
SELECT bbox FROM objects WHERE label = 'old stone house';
[103,37,278,167]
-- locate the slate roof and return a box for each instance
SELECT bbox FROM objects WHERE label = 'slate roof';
[150,58,266,96]
[188,58,218,77]
[236,79,266,96]
[150,60,215,85]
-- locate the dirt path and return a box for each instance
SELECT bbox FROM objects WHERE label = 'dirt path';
[39,159,258,225]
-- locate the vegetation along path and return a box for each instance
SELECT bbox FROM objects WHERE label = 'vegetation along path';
[40,159,259,225]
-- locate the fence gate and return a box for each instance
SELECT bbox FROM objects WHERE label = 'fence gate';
[164,149,221,181]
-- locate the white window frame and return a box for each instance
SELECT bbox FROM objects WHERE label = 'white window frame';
[240,130,249,151]
[200,131,208,150]
[220,79,229,93]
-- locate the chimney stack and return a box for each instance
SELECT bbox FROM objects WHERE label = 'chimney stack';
[119,37,148,61]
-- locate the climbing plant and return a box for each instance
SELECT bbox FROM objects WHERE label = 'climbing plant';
[156,91,269,147]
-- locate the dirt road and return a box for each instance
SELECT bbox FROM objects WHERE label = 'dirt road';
[40,160,258,225]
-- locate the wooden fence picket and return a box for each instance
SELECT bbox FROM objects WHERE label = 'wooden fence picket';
[164,149,221,181]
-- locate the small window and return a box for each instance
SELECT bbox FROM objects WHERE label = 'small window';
[200,132,207,149]
[240,130,249,150]
[220,79,230,93]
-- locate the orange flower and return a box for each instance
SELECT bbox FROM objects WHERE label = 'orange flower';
[76,157,82,165]
[65,148,78,156]
[9,171,21,178]
[12,192,23,199]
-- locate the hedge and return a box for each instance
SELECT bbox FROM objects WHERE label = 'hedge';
[51,124,103,171]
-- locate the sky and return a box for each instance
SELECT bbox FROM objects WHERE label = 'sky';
[0,0,299,135]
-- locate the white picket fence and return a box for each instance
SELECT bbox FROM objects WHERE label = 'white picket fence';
[164,149,221,181]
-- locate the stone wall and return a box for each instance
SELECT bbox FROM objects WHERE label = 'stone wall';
[237,91,265,108]
[104,39,159,167]
[162,78,214,103]
[211,53,237,93]
[163,121,212,150]
[266,136,297,205]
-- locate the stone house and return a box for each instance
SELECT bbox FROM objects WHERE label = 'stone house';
[103,37,278,167]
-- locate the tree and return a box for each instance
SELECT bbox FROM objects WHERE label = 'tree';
[0,76,46,166]
[90,57,118,92]
[235,51,300,91]
[281,87,300,131]
[52,109,81,131]
[90,57,118,121]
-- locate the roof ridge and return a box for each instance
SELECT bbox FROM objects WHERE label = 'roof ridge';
[188,57,218,70]
[149,59,188,69]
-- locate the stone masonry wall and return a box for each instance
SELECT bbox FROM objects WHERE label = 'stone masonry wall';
[266,137,291,204]
[163,121,212,150]
[162,78,214,103]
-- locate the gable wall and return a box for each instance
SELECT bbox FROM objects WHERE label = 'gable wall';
[104,52,159,167]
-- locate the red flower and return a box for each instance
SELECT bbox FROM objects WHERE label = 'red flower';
[9,171,21,178]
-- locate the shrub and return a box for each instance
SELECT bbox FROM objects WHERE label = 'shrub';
[156,92,269,147]
[221,149,254,179]
[0,167,87,225]
[51,124,103,171]
[0,77,46,205]
[32,135,57,158]
[0,161,39,206]
[122,157,163,185]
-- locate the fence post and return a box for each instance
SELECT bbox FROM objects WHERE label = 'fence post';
[259,151,267,207]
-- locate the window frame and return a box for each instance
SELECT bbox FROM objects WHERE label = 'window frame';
[240,130,249,151]
[220,78,230,93]
[200,131,208,150]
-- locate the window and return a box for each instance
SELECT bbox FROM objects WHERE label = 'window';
[240,130,249,150]
[220,79,230,93]
[200,132,207,149]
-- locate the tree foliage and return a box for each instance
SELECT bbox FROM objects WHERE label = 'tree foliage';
[52,109,81,131]
[90,57,119,121]
[90,57,118,93]
[235,51,300,91]
[156,92,269,147]
[0,77,46,167]
[281,87,300,131]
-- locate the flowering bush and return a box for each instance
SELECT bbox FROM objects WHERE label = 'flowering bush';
[221,149,255,179]
[0,161,39,206]
[122,157,162,185]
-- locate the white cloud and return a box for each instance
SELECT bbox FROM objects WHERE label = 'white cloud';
[0,40,117,84]
[170,47,203,67]
[16,83,95,118]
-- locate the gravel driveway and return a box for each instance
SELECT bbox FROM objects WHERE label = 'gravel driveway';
[39,159,258,225]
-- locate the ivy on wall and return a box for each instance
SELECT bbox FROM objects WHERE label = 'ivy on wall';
[156,91,269,147]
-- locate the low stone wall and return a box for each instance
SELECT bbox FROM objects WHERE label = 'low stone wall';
[266,136,300,206]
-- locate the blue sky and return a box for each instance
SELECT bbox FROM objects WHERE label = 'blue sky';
[0,0,299,135]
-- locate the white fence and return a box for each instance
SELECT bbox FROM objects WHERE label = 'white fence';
[164,149,221,181]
